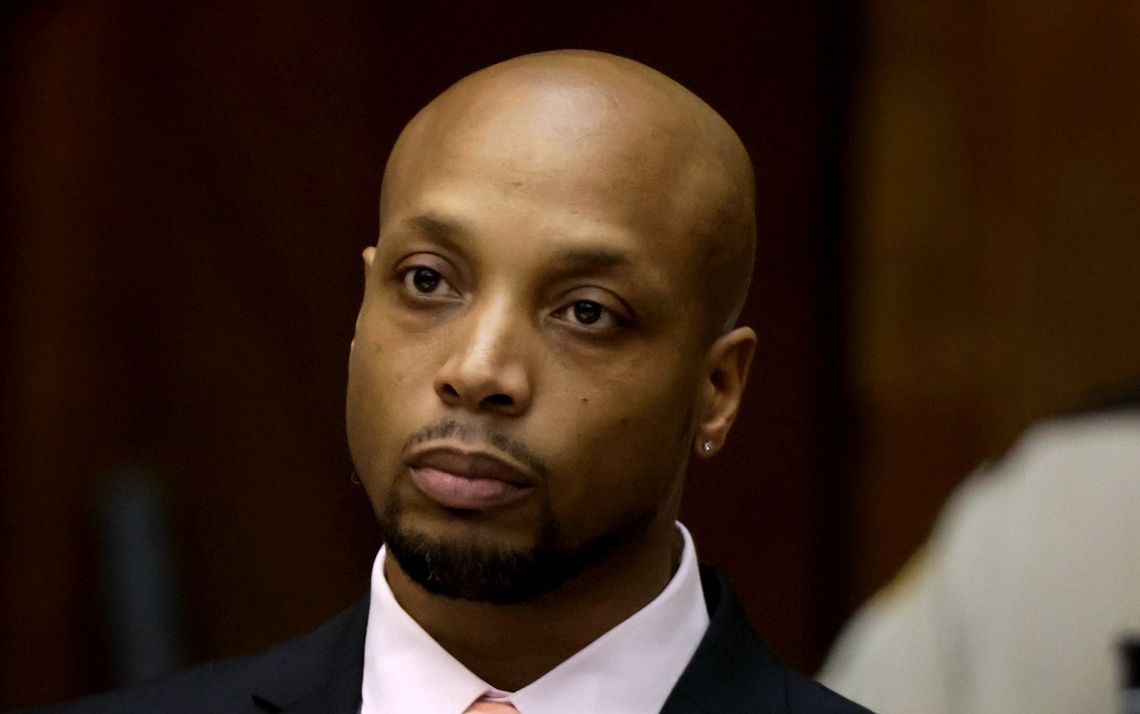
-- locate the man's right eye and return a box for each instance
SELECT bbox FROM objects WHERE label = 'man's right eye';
[401,266,451,296]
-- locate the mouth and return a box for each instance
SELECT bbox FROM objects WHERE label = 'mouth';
[405,445,536,511]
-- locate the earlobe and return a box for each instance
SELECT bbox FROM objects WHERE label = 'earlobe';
[695,326,757,458]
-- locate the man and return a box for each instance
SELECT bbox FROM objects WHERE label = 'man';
[29,50,867,713]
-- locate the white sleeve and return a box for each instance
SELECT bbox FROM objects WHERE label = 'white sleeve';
[819,412,1140,714]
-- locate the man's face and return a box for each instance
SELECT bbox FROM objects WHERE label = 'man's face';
[346,85,716,602]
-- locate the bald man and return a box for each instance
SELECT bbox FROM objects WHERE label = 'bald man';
[27,51,868,714]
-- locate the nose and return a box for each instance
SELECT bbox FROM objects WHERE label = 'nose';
[433,294,532,416]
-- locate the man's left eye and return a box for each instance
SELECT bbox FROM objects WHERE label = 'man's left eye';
[572,300,603,325]
[554,299,621,330]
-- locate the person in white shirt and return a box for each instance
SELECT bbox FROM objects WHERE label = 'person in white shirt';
[820,407,1140,714]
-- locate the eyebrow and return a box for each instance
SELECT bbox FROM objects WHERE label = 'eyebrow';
[402,214,631,271]
[402,214,474,241]
[548,245,631,273]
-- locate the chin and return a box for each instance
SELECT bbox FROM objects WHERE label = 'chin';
[379,493,657,604]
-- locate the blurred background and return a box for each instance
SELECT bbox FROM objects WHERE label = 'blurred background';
[2,0,1138,708]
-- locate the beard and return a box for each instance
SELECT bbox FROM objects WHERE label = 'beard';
[369,416,660,603]
[377,490,656,604]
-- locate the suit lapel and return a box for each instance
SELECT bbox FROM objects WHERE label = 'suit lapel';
[243,570,790,714]
[249,600,369,714]
[275,659,364,714]
[659,567,788,714]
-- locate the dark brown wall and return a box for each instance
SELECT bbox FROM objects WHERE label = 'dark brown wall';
[1,2,854,707]
[844,0,1140,607]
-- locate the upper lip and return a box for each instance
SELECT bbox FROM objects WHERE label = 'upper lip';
[405,444,536,487]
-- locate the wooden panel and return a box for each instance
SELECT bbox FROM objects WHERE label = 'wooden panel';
[846,0,1140,606]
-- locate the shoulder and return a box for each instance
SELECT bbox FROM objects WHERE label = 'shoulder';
[20,655,272,714]
[18,600,369,714]
[782,669,873,713]
[664,567,871,713]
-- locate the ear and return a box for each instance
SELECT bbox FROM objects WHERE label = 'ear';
[694,326,756,458]
[352,247,377,352]
[362,246,376,278]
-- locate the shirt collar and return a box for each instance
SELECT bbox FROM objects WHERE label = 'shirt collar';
[361,522,709,714]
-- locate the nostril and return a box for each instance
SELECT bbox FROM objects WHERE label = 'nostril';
[441,383,460,398]
[485,393,513,407]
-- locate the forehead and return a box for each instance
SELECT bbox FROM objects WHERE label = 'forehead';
[380,83,715,276]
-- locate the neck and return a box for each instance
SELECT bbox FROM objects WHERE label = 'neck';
[383,518,682,691]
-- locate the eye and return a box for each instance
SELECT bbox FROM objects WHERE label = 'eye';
[571,300,603,325]
[400,266,455,297]
[553,298,625,331]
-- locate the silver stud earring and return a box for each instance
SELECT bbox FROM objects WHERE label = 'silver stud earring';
[702,440,713,453]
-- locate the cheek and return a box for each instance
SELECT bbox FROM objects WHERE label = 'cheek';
[345,329,436,494]
[540,370,696,536]
[582,353,697,449]
[345,345,389,496]
[349,319,435,416]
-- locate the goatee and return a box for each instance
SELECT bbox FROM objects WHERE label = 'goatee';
[378,493,654,604]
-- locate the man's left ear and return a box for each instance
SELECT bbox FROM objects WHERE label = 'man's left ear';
[694,326,756,457]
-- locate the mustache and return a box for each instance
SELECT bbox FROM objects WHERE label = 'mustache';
[401,417,549,478]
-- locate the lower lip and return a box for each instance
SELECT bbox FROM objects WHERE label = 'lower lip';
[410,467,532,510]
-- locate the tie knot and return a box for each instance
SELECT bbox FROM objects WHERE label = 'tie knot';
[464,698,519,713]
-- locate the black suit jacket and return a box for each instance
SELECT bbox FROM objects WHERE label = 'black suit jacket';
[23,567,870,713]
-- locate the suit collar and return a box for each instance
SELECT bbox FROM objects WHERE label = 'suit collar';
[250,600,369,713]
[660,566,788,713]
[245,567,788,714]
[270,660,365,714]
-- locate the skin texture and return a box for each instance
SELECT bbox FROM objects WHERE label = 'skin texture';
[346,50,757,690]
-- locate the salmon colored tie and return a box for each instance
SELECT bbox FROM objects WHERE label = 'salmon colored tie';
[463,699,519,713]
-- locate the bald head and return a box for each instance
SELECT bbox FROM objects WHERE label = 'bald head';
[352,52,760,614]
[380,50,756,336]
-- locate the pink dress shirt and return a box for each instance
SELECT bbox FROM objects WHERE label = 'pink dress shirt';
[360,523,709,714]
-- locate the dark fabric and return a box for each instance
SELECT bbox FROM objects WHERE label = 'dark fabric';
[19,568,870,713]
[16,602,368,714]
[660,568,871,713]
